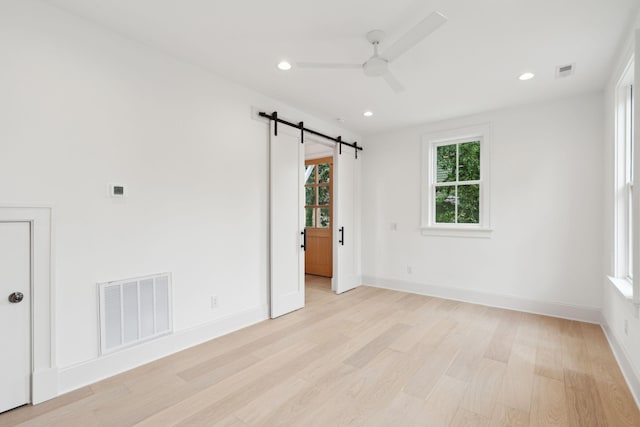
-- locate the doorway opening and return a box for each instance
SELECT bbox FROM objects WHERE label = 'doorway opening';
[304,142,334,295]
[267,114,360,318]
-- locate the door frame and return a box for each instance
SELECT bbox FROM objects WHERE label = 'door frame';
[302,136,361,294]
[0,206,55,404]
[302,136,340,291]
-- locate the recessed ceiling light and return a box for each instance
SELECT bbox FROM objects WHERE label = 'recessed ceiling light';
[277,61,292,71]
[363,111,373,117]
[518,72,535,81]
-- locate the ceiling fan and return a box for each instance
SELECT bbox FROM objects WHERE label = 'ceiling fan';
[296,11,448,93]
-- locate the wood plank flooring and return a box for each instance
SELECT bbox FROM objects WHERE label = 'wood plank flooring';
[1,277,638,426]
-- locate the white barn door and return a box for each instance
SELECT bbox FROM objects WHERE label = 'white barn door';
[334,145,359,294]
[270,122,305,318]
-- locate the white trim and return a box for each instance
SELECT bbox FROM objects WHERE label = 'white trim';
[613,58,635,284]
[362,275,601,323]
[32,368,59,404]
[421,123,492,237]
[58,304,268,394]
[0,207,55,404]
[608,275,634,299]
[635,31,640,303]
[601,322,640,409]
[607,276,640,318]
[420,226,493,238]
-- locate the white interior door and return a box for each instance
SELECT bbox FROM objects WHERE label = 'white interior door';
[0,222,31,413]
[334,145,359,294]
[270,122,305,318]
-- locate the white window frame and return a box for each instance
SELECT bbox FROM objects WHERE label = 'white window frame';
[421,123,492,238]
[611,56,635,300]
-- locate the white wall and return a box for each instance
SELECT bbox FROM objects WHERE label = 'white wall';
[305,140,334,160]
[361,92,604,320]
[0,0,359,395]
[602,11,640,404]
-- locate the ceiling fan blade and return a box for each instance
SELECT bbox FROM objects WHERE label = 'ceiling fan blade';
[296,62,362,70]
[382,71,405,93]
[382,11,447,62]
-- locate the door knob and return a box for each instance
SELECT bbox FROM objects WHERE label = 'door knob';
[8,292,24,303]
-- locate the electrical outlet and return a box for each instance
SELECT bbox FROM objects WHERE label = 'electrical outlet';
[211,295,218,309]
[624,319,628,335]
[407,265,412,274]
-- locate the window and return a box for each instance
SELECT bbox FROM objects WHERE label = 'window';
[305,158,332,229]
[434,140,481,224]
[422,124,491,237]
[612,57,634,294]
[625,84,634,280]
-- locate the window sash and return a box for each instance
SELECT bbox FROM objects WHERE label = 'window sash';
[432,140,482,225]
[615,77,634,282]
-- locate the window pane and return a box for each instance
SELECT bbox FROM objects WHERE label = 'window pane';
[436,144,457,183]
[318,163,331,183]
[459,141,481,181]
[458,184,480,224]
[305,165,316,185]
[305,208,315,227]
[318,185,330,205]
[305,186,316,206]
[435,185,456,223]
[318,208,330,228]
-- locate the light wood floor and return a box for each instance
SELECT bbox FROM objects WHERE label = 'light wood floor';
[2,280,639,426]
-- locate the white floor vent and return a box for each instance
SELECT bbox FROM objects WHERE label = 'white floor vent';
[98,273,172,355]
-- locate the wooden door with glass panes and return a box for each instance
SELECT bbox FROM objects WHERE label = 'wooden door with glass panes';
[304,157,333,277]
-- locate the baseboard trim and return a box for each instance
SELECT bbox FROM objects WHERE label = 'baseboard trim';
[57,304,268,396]
[362,276,601,324]
[601,323,640,409]
[32,368,59,404]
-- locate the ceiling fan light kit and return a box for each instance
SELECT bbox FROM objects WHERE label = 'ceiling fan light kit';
[294,11,448,93]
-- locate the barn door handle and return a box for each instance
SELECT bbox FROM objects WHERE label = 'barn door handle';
[301,229,306,251]
[339,227,344,246]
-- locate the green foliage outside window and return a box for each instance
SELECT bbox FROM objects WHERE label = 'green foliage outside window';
[317,163,330,183]
[434,141,480,224]
[305,208,315,227]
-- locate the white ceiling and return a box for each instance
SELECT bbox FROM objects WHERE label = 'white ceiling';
[46,0,637,136]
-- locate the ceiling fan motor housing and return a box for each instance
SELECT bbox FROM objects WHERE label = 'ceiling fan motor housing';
[363,57,389,77]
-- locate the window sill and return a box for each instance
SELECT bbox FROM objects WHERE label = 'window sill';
[420,226,493,238]
[607,276,640,318]
[607,276,634,300]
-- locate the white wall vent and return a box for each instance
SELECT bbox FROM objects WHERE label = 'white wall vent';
[98,273,172,355]
[556,63,575,78]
